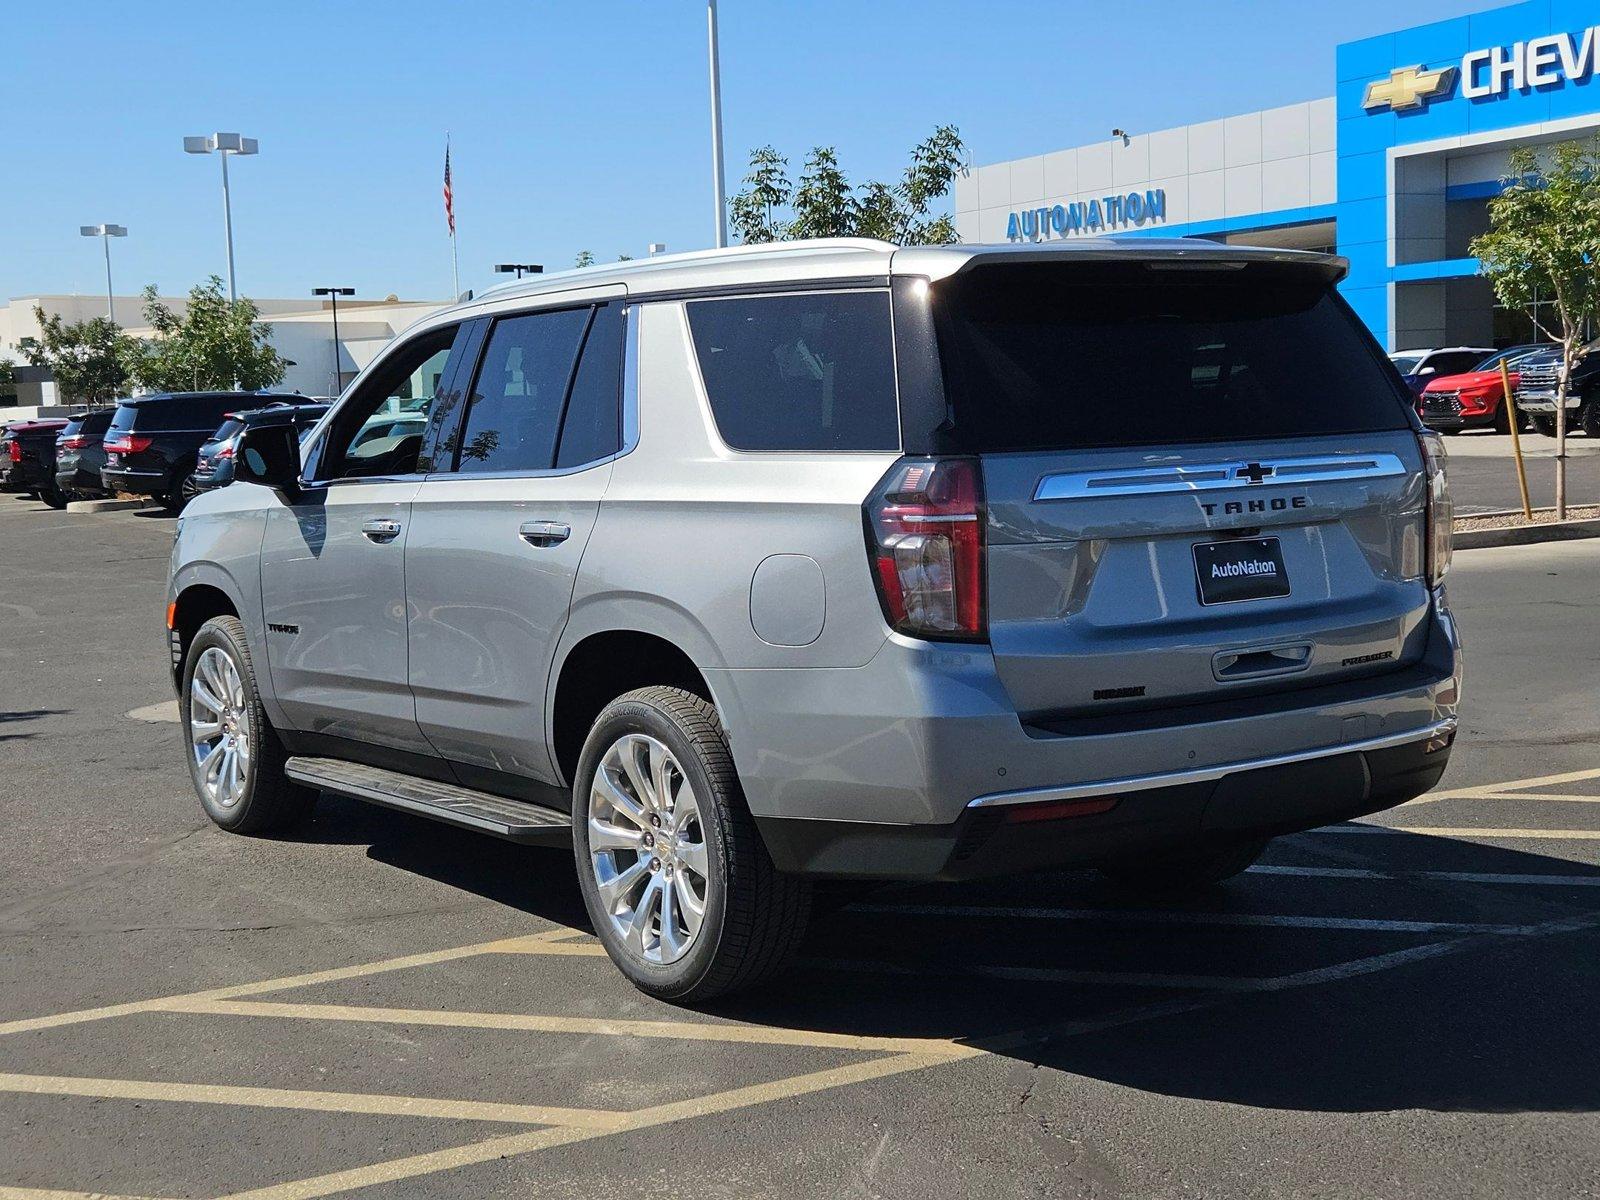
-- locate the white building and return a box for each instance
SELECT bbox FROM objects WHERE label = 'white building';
[1,293,445,407]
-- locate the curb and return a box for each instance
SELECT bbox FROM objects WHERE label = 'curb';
[66,498,150,514]
[1454,517,1600,550]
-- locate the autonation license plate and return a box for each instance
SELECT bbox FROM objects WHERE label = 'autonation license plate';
[1193,537,1290,605]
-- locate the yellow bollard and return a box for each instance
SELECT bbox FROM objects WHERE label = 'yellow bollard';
[1501,357,1533,521]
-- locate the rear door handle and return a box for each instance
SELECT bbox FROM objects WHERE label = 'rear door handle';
[519,520,571,547]
[361,518,403,543]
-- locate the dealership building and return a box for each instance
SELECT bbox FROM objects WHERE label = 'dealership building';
[955,0,1600,351]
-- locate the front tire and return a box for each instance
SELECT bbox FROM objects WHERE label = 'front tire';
[181,615,316,834]
[1097,838,1268,893]
[1530,414,1558,438]
[573,686,810,1002]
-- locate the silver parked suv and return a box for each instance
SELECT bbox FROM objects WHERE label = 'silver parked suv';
[167,238,1462,1000]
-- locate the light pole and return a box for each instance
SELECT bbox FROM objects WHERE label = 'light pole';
[183,132,259,303]
[79,224,127,323]
[312,287,355,397]
[707,0,727,248]
[494,263,543,280]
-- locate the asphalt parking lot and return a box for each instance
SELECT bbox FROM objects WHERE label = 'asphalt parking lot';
[1437,428,1600,514]
[1,491,1598,1199]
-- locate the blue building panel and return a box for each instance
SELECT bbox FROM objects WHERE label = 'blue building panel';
[1335,0,1600,345]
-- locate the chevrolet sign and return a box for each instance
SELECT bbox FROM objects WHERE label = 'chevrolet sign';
[1364,24,1600,112]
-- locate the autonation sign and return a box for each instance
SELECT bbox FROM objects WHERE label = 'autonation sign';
[1007,188,1167,241]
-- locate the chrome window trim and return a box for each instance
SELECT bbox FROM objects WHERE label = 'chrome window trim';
[967,717,1456,810]
[1032,452,1408,501]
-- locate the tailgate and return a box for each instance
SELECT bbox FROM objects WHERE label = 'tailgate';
[983,433,1429,717]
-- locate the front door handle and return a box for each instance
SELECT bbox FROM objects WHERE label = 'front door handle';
[361,518,403,544]
[519,520,571,547]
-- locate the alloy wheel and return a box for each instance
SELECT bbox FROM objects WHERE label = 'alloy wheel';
[587,733,710,965]
[189,645,251,808]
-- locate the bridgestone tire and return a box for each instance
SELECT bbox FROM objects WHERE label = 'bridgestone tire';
[572,686,810,1003]
[181,615,316,834]
[1097,838,1268,893]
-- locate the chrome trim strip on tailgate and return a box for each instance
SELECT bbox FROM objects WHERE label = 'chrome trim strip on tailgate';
[1032,453,1408,500]
[966,717,1456,809]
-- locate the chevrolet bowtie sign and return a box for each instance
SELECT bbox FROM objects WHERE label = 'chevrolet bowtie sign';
[1362,65,1456,112]
[1363,25,1600,113]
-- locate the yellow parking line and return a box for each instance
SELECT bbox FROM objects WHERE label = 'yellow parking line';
[0,1071,628,1130]
[1327,825,1600,840]
[1460,792,1600,803]
[1408,767,1600,805]
[216,1050,971,1200]
[0,929,580,1039]
[173,998,974,1057]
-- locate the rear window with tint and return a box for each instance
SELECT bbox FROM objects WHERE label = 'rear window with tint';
[120,396,241,432]
[210,419,246,443]
[931,263,1413,452]
[685,291,900,451]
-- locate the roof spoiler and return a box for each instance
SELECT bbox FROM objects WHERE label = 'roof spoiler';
[894,241,1349,285]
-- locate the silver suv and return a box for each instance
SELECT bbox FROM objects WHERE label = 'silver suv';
[167,238,1462,1000]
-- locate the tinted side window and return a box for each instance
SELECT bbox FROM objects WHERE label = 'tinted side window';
[685,291,900,451]
[556,305,624,468]
[457,308,589,473]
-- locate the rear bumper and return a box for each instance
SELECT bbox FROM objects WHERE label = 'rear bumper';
[757,722,1454,880]
[718,592,1462,879]
[100,466,167,496]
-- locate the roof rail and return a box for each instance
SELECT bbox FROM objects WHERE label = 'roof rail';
[478,237,898,298]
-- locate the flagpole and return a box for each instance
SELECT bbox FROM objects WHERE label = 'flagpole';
[451,231,460,300]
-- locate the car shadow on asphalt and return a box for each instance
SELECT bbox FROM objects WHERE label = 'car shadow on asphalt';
[285,795,1600,1115]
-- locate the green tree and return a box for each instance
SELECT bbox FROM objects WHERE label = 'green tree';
[0,358,15,402]
[124,276,288,393]
[730,126,965,246]
[574,249,596,268]
[1470,137,1600,519]
[22,308,135,403]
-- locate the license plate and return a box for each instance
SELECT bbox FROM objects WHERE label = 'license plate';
[1193,538,1290,606]
[106,453,121,465]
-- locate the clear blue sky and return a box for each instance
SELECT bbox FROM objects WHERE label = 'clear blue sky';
[4,0,1497,305]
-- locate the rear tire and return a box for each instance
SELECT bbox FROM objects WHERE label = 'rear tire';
[1097,838,1268,893]
[165,472,193,512]
[573,686,810,1003]
[181,615,316,834]
[39,483,68,510]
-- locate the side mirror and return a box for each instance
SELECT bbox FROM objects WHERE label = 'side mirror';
[235,422,301,493]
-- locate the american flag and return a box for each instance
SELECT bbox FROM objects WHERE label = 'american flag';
[443,140,455,236]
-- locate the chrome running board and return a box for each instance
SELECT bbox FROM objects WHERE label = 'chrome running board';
[285,756,572,845]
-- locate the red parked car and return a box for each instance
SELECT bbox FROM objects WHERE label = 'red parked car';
[1418,344,1552,433]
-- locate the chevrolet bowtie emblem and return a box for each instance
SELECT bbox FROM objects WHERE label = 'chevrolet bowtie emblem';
[1362,64,1457,112]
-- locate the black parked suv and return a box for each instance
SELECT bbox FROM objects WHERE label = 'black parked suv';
[2,418,70,507]
[55,407,117,500]
[187,402,329,496]
[101,391,303,508]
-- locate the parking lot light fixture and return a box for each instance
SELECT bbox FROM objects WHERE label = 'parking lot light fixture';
[184,132,259,304]
[312,287,356,397]
[494,263,543,280]
[79,224,127,323]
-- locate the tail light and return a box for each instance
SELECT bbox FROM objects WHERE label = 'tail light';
[104,433,152,454]
[1418,432,1452,587]
[7,440,21,463]
[216,442,236,459]
[864,457,986,640]
[58,434,89,451]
